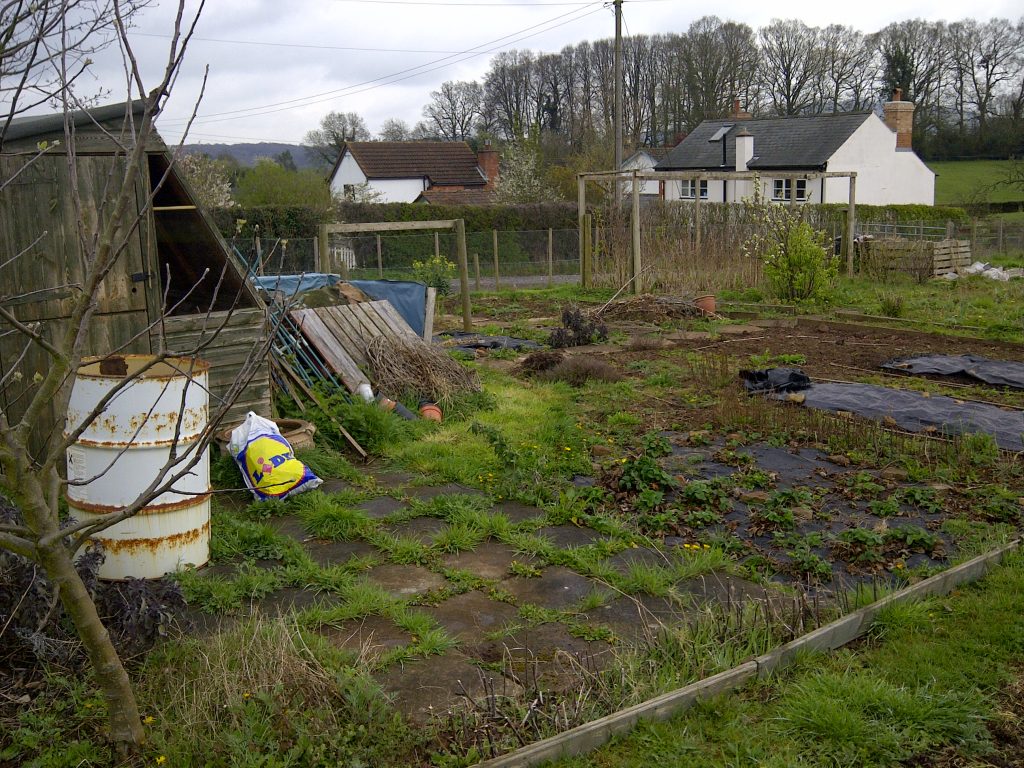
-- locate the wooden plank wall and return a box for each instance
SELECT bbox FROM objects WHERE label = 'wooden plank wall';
[160,308,272,428]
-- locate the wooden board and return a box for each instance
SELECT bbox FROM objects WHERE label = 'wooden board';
[289,300,422,394]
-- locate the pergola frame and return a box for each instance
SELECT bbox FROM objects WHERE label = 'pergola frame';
[576,168,858,292]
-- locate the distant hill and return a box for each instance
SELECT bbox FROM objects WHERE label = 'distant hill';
[181,142,325,170]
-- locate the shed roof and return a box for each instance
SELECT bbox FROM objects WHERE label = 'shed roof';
[340,141,485,186]
[416,187,495,205]
[656,112,872,171]
[3,100,147,145]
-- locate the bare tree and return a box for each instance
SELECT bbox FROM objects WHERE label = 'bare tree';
[759,19,824,115]
[483,49,539,141]
[0,0,275,750]
[421,80,483,141]
[302,110,370,167]
[377,117,411,141]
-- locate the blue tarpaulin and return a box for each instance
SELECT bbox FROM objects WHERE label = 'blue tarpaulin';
[254,273,340,295]
[349,280,427,337]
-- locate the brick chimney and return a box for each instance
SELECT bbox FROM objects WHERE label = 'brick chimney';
[883,88,915,150]
[730,98,752,120]
[477,140,499,189]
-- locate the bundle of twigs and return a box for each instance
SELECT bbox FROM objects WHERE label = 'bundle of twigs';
[588,294,703,322]
[365,335,480,405]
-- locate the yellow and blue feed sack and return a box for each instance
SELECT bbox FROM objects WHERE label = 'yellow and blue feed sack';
[229,412,321,501]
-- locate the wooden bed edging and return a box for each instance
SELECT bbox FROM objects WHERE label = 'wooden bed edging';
[474,538,1021,768]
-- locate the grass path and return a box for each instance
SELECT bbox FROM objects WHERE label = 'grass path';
[557,550,1024,768]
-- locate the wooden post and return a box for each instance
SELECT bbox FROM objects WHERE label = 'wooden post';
[492,229,500,292]
[318,224,329,274]
[434,231,440,260]
[582,214,593,289]
[455,219,472,332]
[846,173,857,276]
[340,258,349,280]
[313,233,321,273]
[694,175,703,253]
[631,170,641,294]
[998,219,1004,253]
[547,227,554,288]
[376,234,383,277]
[255,234,264,276]
[423,287,436,341]
[473,253,481,291]
[577,174,586,283]
[946,220,955,240]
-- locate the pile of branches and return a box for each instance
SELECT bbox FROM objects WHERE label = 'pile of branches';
[589,295,703,323]
[366,336,480,405]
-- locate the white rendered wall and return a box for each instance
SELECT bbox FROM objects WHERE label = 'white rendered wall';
[622,154,661,195]
[824,116,935,205]
[329,152,427,203]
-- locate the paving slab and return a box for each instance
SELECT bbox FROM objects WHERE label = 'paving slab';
[305,538,378,568]
[442,542,529,580]
[426,591,519,640]
[356,496,407,520]
[493,501,546,524]
[319,615,411,658]
[501,567,611,610]
[378,652,520,723]
[365,563,446,597]
[320,478,355,495]
[465,622,614,691]
[534,525,604,549]
[385,516,448,545]
[403,483,486,500]
[369,470,418,489]
[584,594,682,643]
[255,587,339,617]
[676,571,788,610]
[266,515,310,543]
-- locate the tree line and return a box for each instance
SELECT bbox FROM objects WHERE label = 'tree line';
[306,15,1024,163]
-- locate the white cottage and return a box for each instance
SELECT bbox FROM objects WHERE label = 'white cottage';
[656,92,934,206]
[328,140,496,204]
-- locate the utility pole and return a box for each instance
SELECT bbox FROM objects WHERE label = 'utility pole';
[613,0,623,203]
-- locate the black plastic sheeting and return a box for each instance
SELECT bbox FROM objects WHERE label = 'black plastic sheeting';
[741,368,811,394]
[435,331,541,354]
[349,280,427,337]
[882,354,1024,390]
[745,368,1024,451]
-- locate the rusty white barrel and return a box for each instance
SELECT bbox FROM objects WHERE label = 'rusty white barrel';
[65,355,211,580]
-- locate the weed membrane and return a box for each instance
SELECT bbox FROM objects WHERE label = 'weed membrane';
[882,353,1024,389]
[744,368,1024,451]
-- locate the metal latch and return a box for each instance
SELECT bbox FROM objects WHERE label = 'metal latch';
[130,271,152,284]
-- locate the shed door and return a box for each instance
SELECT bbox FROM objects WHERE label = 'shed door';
[0,154,151,323]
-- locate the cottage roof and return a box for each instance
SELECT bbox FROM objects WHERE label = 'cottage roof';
[657,112,872,171]
[340,141,485,186]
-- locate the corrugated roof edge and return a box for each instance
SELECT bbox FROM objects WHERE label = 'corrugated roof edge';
[4,100,146,143]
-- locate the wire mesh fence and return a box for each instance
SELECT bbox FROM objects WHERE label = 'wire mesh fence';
[228,237,317,275]
[325,228,580,289]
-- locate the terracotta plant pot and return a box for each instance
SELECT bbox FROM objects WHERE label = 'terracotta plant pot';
[694,294,716,315]
[418,402,443,423]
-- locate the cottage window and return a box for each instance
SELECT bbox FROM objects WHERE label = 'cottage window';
[771,178,807,202]
[342,183,356,200]
[680,179,708,200]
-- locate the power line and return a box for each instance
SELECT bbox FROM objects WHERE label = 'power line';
[131,32,467,55]
[160,2,603,127]
[329,0,671,5]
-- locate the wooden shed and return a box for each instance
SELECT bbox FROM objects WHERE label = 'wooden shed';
[0,101,271,454]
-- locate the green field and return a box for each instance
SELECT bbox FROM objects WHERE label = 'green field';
[927,159,1022,206]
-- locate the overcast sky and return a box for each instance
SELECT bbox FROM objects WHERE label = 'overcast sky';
[79,0,1023,145]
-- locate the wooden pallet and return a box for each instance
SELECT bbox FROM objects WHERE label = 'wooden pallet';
[290,300,421,394]
[932,239,971,275]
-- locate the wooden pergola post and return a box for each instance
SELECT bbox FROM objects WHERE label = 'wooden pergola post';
[846,173,857,276]
[454,218,472,332]
[577,174,587,286]
[631,170,641,293]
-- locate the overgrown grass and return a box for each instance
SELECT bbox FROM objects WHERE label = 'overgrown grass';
[556,551,1024,768]
[928,159,1022,205]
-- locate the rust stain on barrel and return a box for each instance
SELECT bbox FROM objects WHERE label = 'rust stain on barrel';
[93,521,210,555]
[68,492,212,516]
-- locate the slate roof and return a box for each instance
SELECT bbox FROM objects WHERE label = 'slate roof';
[416,187,495,205]
[340,141,486,187]
[656,112,872,171]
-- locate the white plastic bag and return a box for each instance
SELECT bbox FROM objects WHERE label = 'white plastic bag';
[229,412,322,501]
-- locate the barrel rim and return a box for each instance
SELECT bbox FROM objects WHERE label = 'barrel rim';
[77,354,210,380]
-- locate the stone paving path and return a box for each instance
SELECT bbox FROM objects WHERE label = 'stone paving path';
[203,469,784,724]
